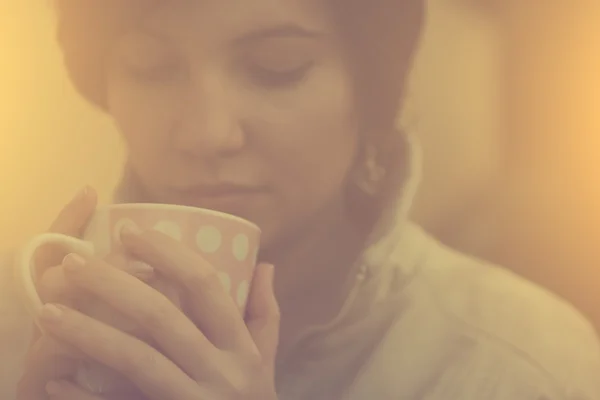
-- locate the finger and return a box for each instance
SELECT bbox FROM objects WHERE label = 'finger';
[29,187,96,343]
[35,253,155,348]
[245,263,280,368]
[45,380,146,400]
[17,335,82,400]
[37,186,97,270]
[39,253,154,305]
[120,226,252,351]
[61,253,218,379]
[45,380,103,400]
[49,186,98,234]
[38,304,201,400]
[38,264,75,305]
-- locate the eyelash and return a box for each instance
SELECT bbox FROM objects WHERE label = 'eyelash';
[127,62,314,89]
[246,63,314,88]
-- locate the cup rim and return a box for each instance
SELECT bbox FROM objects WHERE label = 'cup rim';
[99,203,261,232]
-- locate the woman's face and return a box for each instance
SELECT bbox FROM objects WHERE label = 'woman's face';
[106,1,360,247]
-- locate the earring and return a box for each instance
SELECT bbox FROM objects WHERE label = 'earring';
[355,144,386,196]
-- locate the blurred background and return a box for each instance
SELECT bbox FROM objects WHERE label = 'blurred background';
[1,0,600,329]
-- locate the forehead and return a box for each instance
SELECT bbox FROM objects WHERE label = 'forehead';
[133,0,335,41]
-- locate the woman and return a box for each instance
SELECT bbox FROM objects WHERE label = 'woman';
[2,1,600,399]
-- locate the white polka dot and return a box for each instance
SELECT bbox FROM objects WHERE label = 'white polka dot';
[218,272,232,294]
[195,226,222,253]
[153,220,182,241]
[232,234,249,261]
[113,218,136,244]
[237,280,250,308]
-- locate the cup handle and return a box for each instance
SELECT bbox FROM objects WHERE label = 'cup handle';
[15,233,95,330]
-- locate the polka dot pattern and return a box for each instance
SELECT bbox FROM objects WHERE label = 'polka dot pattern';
[153,220,183,241]
[195,226,222,253]
[232,234,250,261]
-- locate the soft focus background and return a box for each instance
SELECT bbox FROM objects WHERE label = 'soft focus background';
[2,1,600,328]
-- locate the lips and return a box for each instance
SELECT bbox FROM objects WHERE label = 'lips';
[168,183,269,215]
[180,183,266,198]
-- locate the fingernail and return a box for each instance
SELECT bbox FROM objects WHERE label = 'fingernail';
[121,221,142,237]
[72,185,91,202]
[45,380,62,395]
[128,261,155,279]
[62,253,86,271]
[39,304,65,324]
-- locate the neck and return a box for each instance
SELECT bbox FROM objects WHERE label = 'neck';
[262,202,366,354]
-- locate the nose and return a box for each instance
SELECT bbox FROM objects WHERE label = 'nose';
[171,69,244,159]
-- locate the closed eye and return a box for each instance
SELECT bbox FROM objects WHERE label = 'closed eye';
[246,62,314,89]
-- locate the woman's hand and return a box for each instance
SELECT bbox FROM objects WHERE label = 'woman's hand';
[36,226,281,400]
[16,187,98,400]
[16,187,155,400]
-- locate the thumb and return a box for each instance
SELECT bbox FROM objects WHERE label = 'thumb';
[31,186,97,341]
[37,186,98,270]
[49,185,98,235]
[245,263,280,368]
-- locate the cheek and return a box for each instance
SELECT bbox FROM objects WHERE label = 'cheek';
[107,81,181,168]
[253,65,359,202]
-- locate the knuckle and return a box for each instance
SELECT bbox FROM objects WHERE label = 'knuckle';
[58,311,83,333]
[137,298,174,331]
[219,357,262,397]
[15,377,31,400]
[31,335,79,362]
[185,269,219,291]
[50,190,95,234]
[224,372,254,397]
[137,230,166,249]
[37,266,73,304]
[56,202,77,222]
[121,347,160,379]
[52,204,80,231]
[247,354,264,370]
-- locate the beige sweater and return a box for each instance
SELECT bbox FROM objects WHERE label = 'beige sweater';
[2,138,600,399]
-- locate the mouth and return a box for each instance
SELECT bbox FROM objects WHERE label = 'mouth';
[169,183,269,214]
[180,183,267,197]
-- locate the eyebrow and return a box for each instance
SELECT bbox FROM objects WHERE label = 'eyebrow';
[234,23,324,46]
[125,22,324,52]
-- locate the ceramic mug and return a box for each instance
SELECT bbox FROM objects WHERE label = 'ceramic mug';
[16,203,261,395]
